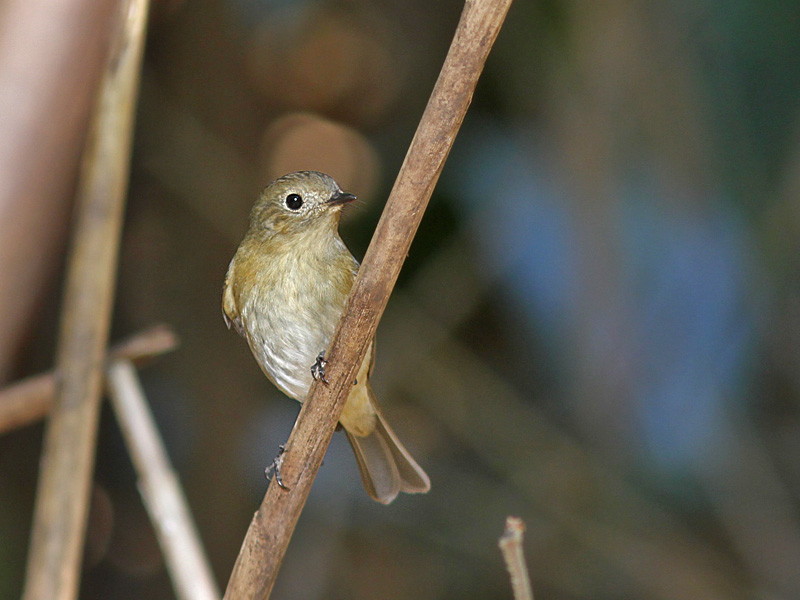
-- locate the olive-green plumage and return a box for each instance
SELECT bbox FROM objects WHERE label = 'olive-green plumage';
[223,171,430,503]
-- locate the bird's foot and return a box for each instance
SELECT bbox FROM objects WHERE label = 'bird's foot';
[265,444,289,490]
[311,351,329,384]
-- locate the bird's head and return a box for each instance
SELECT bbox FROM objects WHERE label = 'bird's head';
[248,171,357,236]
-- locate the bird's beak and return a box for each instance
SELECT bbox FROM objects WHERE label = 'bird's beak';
[327,190,357,206]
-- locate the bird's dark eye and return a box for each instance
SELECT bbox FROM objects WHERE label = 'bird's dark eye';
[285,194,303,210]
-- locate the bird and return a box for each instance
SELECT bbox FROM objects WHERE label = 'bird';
[222,170,430,504]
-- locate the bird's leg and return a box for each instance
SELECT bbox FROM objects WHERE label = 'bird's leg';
[265,444,289,489]
[311,350,329,384]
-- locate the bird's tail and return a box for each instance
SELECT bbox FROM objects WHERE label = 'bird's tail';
[345,405,430,504]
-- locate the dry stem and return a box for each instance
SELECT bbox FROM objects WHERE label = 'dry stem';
[22,1,151,599]
[106,360,220,600]
[0,325,178,434]
[222,1,514,598]
[499,517,535,600]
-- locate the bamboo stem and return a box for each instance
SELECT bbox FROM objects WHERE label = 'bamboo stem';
[106,360,220,600]
[0,325,178,435]
[221,1,513,598]
[22,1,150,598]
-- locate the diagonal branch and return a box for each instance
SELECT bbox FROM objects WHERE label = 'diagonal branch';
[22,1,151,599]
[106,360,220,600]
[222,1,514,598]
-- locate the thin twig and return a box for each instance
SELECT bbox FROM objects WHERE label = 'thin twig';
[499,517,535,600]
[106,360,220,600]
[0,325,178,435]
[221,1,513,598]
[22,1,151,599]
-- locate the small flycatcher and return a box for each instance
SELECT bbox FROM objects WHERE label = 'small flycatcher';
[223,171,430,504]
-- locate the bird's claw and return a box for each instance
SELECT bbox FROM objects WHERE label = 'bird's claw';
[311,351,329,384]
[265,444,289,490]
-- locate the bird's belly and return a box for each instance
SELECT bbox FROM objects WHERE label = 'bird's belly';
[243,296,339,401]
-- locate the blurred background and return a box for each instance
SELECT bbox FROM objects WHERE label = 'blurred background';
[2,0,800,598]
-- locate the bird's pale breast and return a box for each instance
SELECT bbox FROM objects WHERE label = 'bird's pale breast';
[236,236,357,401]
